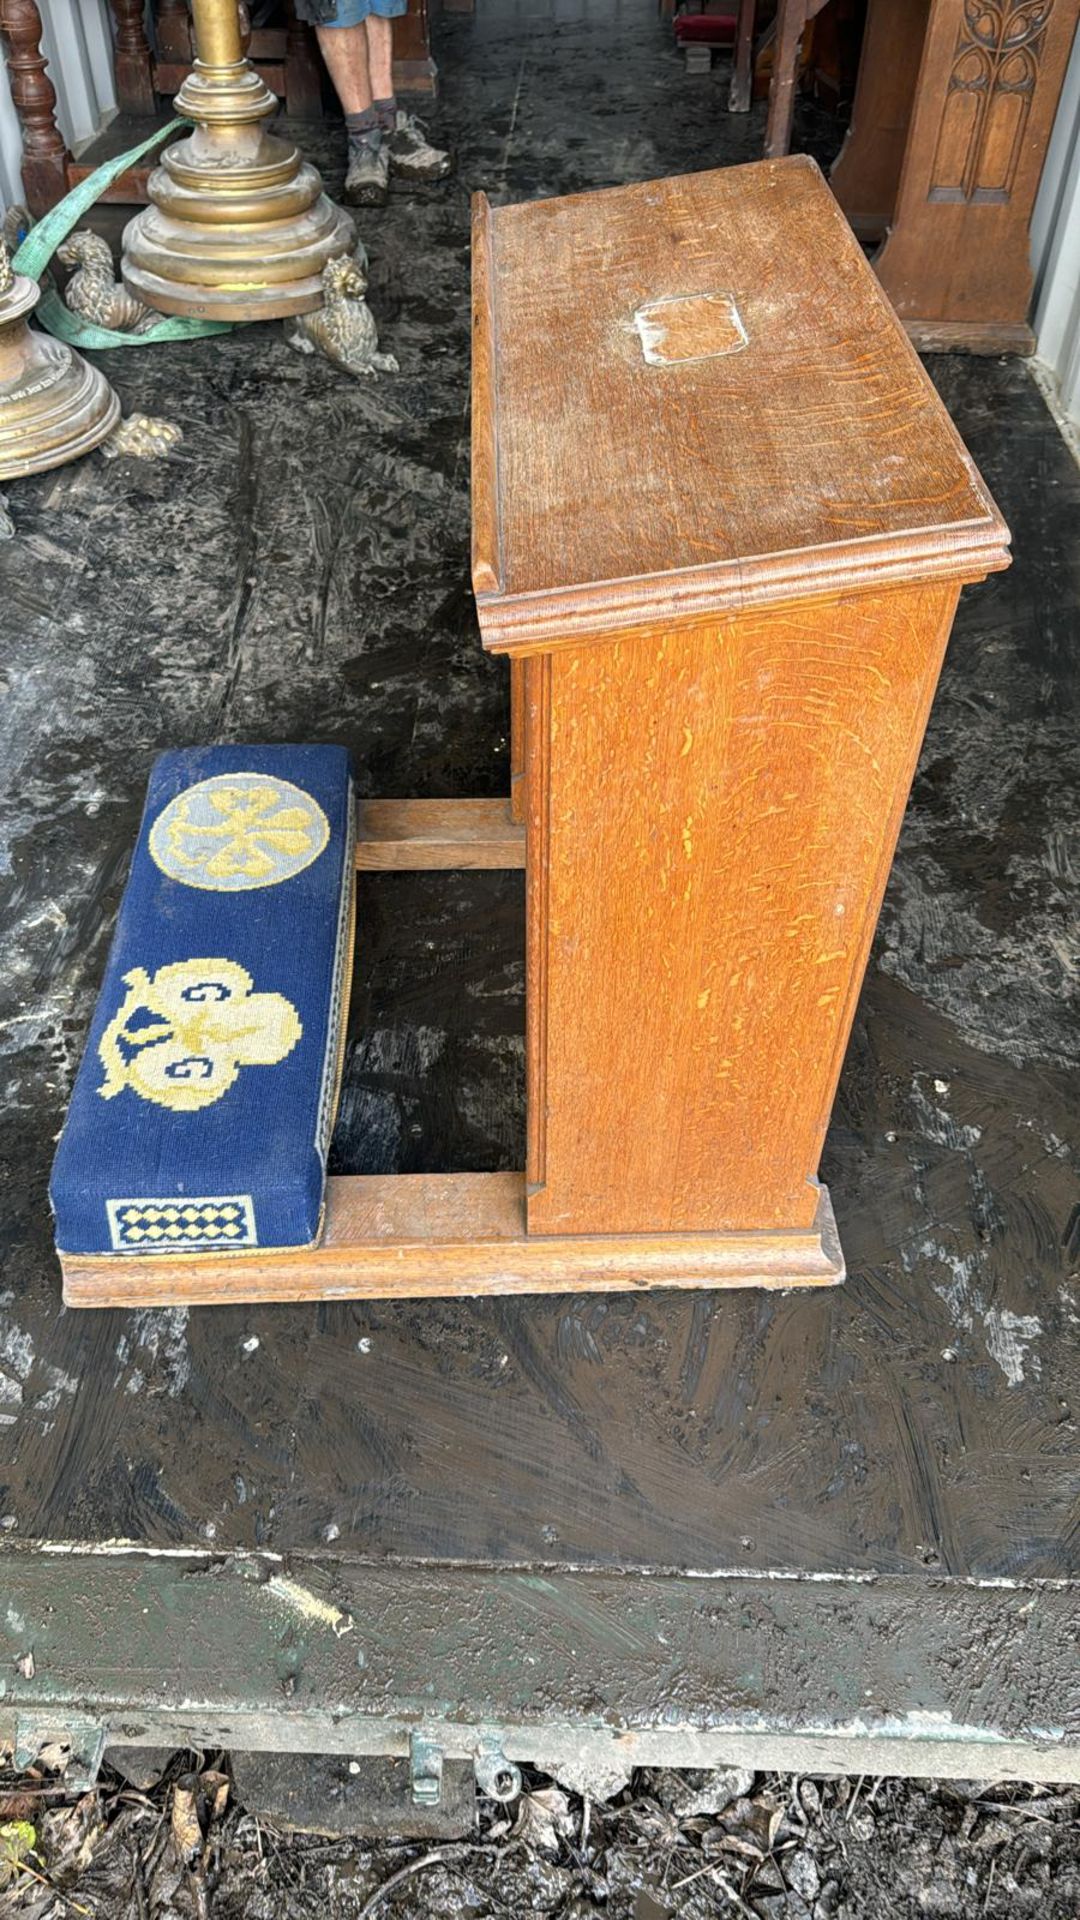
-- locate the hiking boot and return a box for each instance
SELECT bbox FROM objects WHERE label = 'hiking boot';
[386,110,451,184]
[345,136,389,206]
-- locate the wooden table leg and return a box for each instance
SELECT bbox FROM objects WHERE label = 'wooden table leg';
[829,0,929,240]
[764,0,808,157]
[156,0,193,62]
[110,0,157,116]
[284,0,325,116]
[392,0,437,96]
[728,0,756,112]
[822,0,926,238]
[0,0,72,216]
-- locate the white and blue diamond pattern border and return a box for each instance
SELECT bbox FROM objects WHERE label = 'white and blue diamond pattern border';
[106,1195,257,1254]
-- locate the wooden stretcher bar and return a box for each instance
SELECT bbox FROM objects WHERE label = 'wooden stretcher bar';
[356,797,525,870]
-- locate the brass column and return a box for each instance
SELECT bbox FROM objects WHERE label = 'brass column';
[0,238,119,479]
[122,0,355,321]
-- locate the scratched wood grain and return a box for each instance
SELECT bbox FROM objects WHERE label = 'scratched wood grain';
[472,159,1009,653]
[525,584,961,1235]
[475,160,1007,1243]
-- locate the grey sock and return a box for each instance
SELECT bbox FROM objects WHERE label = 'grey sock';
[346,107,380,150]
[374,95,397,131]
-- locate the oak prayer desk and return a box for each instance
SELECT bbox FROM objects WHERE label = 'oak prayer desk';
[61,156,1009,1309]
[467,157,1009,1292]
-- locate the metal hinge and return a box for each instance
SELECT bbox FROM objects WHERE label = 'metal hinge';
[409,1730,444,1806]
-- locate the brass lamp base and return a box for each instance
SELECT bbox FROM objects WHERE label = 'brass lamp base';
[0,267,119,482]
[122,53,355,322]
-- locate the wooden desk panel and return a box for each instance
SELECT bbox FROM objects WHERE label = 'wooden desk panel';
[524,585,959,1236]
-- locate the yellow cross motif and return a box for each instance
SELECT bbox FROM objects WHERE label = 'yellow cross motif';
[165,785,318,880]
[148,774,331,892]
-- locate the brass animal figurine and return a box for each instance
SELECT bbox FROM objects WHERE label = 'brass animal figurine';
[285,252,398,378]
[58,231,158,335]
[101,415,183,461]
[1,204,30,255]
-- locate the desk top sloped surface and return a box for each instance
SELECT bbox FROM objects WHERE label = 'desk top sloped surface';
[471,158,1010,650]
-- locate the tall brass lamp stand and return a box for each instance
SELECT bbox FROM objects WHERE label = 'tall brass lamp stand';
[122,0,355,321]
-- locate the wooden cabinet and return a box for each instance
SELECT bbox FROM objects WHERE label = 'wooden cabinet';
[472,157,1010,1282]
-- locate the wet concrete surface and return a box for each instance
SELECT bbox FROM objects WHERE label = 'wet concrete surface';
[0,0,1077,1631]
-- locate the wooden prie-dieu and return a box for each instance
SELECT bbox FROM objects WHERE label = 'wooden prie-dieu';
[63,157,1010,1308]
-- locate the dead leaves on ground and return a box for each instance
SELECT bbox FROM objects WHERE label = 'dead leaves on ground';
[0,1759,1078,1918]
[509,1785,576,1857]
[0,1761,230,1916]
[171,1770,230,1863]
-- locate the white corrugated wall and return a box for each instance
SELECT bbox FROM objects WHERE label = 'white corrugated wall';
[1032,25,1080,429]
[0,0,116,210]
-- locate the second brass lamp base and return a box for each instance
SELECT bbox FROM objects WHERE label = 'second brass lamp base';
[0,251,118,480]
[122,7,355,323]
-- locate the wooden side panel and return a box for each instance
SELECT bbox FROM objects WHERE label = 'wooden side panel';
[829,0,929,237]
[392,0,435,93]
[525,584,960,1238]
[874,0,1080,332]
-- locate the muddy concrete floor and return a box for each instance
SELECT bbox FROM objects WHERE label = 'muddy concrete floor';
[2,1754,1080,1917]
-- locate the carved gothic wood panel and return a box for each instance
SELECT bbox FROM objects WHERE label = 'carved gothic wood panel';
[836,0,1079,351]
[929,0,1055,203]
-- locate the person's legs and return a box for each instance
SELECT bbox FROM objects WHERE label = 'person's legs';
[314,20,373,115]
[317,2,390,204]
[318,0,451,204]
[364,14,395,106]
[372,9,451,189]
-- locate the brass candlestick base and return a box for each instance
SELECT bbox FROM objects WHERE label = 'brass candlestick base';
[0,245,119,481]
[122,13,355,323]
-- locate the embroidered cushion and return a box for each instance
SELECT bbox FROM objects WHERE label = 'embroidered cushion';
[50,745,354,1258]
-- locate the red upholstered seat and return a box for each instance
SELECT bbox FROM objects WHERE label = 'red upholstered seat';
[674,11,736,40]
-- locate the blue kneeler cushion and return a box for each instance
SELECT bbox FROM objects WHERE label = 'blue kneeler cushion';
[50,745,355,1259]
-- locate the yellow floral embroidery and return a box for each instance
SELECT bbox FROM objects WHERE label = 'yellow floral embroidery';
[149,774,330,891]
[97,959,302,1112]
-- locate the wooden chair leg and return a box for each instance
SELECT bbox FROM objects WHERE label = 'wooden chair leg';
[729,0,755,112]
[109,0,157,116]
[0,0,72,216]
[156,0,193,63]
[284,0,324,117]
[764,0,807,157]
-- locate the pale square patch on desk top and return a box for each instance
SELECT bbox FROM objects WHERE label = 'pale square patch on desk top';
[633,292,748,366]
